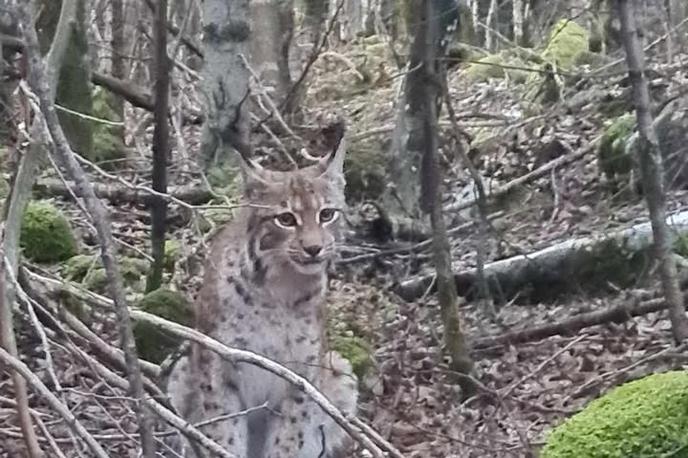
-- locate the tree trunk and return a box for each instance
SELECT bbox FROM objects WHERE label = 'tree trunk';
[512,0,524,45]
[249,0,294,105]
[200,0,251,169]
[617,0,688,343]
[407,0,475,398]
[110,0,126,118]
[146,0,170,293]
[36,0,94,160]
[302,0,328,47]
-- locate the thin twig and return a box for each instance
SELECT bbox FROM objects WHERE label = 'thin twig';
[0,346,110,458]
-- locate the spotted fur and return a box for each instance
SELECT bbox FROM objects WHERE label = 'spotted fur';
[166,124,358,458]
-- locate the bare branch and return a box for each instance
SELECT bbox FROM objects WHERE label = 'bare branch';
[0,346,110,458]
[16,3,158,455]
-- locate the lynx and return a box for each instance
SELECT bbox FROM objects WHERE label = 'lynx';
[165,122,358,458]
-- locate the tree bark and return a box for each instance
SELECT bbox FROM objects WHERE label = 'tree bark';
[617,0,688,343]
[410,0,475,398]
[249,0,294,105]
[200,0,251,169]
[146,0,171,293]
[110,0,126,119]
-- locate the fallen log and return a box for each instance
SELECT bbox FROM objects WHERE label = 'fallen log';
[471,296,666,350]
[35,178,214,206]
[398,210,688,302]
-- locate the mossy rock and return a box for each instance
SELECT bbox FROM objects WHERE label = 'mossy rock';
[465,54,507,81]
[331,335,374,379]
[541,19,590,71]
[133,288,193,364]
[64,254,99,281]
[344,141,387,202]
[90,88,127,168]
[20,201,78,263]
[465,52,529,83]
[82,256,149,294]
[597,113,636,187]
[541,371,688,458]
[164,239,182,271]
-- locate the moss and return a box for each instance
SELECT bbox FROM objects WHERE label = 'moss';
[597,113,636,187]
[133,288,193,363]
[465,52,529,83]
[541,371,688,458]
[675,234,688,258]
[83,268,107,293]
[345,141,387,202]
[20,201,78,263]
[82,257,149,294]
[164,239,182,271]
[465,54,507,81]
[64,254,98,281]
[58,289,92,323]
[332,335,374,379]
[541,19,590,70]
[90,88,127,168]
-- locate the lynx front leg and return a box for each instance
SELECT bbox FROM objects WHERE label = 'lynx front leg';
[167,352,249,457]
[262,394,309,458]
[298,352,359,458]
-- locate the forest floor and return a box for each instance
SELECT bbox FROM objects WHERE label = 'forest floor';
[3,36,688,458]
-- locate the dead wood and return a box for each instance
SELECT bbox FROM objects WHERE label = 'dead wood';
[472,296,668,351]
[35,178,213,206]
[398,210,688,302]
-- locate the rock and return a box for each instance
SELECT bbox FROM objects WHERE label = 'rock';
[20,201,78,263]
[133,288,193,364]
[541,371,688,458]
[63,254,98,281]
[345,140,387,202]
[82,256,149,294]
[541,19,590,71]
[90,87,127,168]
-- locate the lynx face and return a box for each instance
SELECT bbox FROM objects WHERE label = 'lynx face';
[240,125,346,275]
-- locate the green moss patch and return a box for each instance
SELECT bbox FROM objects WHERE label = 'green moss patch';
[90,88,127,168]
[332,335,374,379]
[542,371,688,458]
[20,201,78,263]
[133,288,193,364]
[81,256,149,294]
[64,254,99,281]
[597,113,636,186]
[542,19,590,70]
[345,140,387,202]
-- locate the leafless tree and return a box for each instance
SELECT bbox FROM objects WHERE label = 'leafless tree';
[200,0,251,168]
[146,0,171,292]
[617,0,688,343]
[404,0,476,397]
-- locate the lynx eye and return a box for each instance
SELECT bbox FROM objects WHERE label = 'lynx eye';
[274,212,298,228]
[318,208,338,224]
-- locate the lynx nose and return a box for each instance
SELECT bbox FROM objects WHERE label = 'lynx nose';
[303,245,322,258]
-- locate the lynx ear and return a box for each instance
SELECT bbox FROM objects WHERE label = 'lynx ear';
[317,121,346,176]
